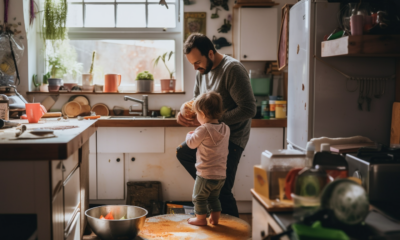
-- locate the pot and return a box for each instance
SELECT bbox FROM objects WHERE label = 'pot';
[160,79,176,92]
[136,80,153,93]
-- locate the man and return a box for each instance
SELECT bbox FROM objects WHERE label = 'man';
[176,33,256,217]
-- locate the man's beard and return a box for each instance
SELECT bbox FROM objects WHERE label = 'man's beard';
[199,56,213,75]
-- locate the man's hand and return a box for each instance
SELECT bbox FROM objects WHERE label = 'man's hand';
[177,112,201,127]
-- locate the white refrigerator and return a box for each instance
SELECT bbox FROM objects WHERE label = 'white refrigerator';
[287,0,396,151]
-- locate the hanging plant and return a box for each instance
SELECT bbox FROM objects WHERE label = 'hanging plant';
[43,0,67,41]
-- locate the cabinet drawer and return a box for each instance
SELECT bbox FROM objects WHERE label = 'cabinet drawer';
[63,151,79,181]
[52,160,63,193]
[52,181,64,240]
[64,167,80,228]
[65,212,80,240]
[97,127,164,153]
[252,198,269,240]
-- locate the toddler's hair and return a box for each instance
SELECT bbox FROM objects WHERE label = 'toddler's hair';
[192,91,223,120]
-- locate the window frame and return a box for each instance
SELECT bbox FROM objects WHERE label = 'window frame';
[36,0,184,92]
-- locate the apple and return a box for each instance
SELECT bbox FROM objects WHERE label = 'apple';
[160,106,172,117]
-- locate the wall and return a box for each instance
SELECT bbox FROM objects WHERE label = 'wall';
[3,0,296,112]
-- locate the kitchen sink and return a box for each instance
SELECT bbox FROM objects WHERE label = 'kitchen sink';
[109,116,134,119]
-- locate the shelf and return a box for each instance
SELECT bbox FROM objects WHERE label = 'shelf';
[26,91,186,95]
[233,2,279,8]
[321,35,400,57]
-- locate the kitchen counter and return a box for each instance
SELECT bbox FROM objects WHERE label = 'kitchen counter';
[251,189,400,240]
[0,119,97,160]
[96,117,287,128]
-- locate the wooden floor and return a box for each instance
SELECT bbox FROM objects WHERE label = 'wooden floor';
[239,213,252,228]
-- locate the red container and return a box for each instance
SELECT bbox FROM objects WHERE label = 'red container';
[160,79,176,93]
[25,103,45,123]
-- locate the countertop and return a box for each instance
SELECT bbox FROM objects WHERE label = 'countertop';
[96,117,287,128]
[252,189,400,239]
[0,119,97,161]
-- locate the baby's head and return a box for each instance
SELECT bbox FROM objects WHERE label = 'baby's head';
[192,91,223,124]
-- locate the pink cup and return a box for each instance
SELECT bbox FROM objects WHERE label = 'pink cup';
[25,103,46,123]
[350,15,364,36]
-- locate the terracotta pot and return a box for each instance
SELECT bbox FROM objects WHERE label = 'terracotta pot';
[160,79,176,93]
[40,84,49,92]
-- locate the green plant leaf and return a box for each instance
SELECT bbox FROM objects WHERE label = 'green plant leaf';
[168,51,174,61]
[162,52,168,63]
[153,56,161,68]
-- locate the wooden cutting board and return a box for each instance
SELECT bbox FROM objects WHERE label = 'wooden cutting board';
[64,101,82,118]
[91,103,109,116]
[391,102,400,145]
[330,143,376,154]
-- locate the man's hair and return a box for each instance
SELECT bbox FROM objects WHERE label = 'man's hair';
[192,91,224,120]
[183,33,217,56]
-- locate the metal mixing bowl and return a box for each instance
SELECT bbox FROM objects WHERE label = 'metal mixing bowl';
[85,205,148,240]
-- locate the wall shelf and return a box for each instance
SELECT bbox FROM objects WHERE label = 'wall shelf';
[321,35,400,58]
[26,91,186,95]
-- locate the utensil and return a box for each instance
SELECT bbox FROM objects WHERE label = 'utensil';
[104,74,121,93]
[42,112,62,118]
[366,80,372,111]
[25,103,46,123]
[85,205,147,240]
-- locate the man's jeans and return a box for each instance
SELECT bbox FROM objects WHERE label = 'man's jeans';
[176,141,243,217]
[192,175,225,215]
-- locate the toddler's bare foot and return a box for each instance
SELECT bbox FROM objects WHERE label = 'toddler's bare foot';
[187,215,207,226]
[209,211,221,225]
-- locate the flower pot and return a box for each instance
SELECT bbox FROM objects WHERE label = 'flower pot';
[40,84,49,92]
[160,79,176,93]
[48,78,63,86]
[136,80,154,93]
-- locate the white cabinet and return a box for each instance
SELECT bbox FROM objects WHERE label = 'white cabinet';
[89,131,96,154]
[233,128,284,201]
[97,153,125,200]
[233,8,278,61]
[89,153,97,200]
[97,127,164,153]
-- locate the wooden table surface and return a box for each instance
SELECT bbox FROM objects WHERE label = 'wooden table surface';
[0,119,97,160]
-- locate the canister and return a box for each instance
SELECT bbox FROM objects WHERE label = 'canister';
[269,100,276,119]
[0,94,9,120]
[261,100,269,119]
[275,100,287,118]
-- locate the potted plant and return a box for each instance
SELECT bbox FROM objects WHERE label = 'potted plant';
[154,51,176,92]
[39,72,50,92]
[136,70,154,92]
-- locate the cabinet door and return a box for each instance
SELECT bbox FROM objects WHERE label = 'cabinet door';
[64,167,80,228]
[97,127,164,153]
[233,128,284,201]
[64,212,80,240]
[52,181,64,240]
[240,8,278,61]
[252,198,270,240]
[89,153,97,200]
[89,131,96,154]
[97,153,124,200]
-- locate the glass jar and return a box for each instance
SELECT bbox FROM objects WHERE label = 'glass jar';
[261,100,270,119]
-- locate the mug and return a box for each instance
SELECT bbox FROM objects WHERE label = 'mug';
[25,103,46,123]
[104,74,121,92]
[350,15,364,36]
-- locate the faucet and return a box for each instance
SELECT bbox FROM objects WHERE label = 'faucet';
[124,95,148,116]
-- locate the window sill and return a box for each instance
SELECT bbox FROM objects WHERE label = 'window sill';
[26,91,185,95]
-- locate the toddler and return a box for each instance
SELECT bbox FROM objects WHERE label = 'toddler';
[185,91,230,226]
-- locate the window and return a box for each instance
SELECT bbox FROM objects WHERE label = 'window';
[38,0,183,92]
[66,0,178,29]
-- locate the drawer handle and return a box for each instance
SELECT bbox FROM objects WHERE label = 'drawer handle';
[116,158,120,162]
[131,157,135,162]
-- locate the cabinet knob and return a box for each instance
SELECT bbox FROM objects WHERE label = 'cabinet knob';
[116,158,120,162]
[261,230,265,237]
[131,157,136,162]
[243,55,247,59]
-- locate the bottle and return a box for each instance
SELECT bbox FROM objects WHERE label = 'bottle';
[261,101,270,119]
[269,100,276,119]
